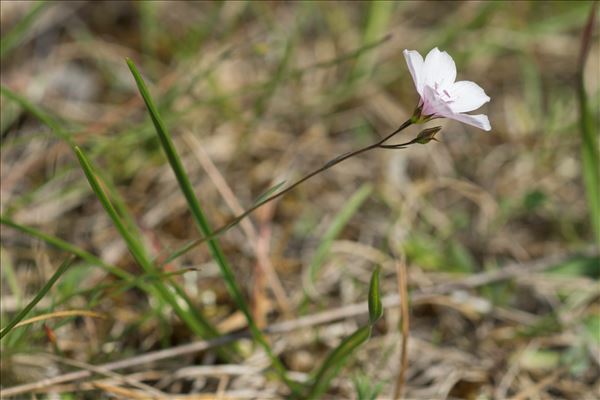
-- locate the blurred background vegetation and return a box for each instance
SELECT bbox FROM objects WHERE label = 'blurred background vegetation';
[0,1,598,399]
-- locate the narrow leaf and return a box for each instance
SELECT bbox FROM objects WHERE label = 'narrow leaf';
[74,145,226,350]
[0,85,72,144]
[126,58,294,389]
[1,85,230,357]
[308,326,371,399]
[1,216,135,283]
[0,1,48,59]
[1,256,75,340]
[577,3,600,245]
[368,266,383,325]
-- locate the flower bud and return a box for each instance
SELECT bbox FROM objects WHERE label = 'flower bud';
[414,126,442,144]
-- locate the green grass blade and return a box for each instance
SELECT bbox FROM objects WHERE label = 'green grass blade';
[73,145,226,346]
[307,325,371,400]
[1,216,135,283]
[368,266,383,325]
[126,58,297,390]
[0,85,72,144]
[94,168,146,240]
[305,266,383,398]
[1,217,192,318]
[0,247,22,306]
[578,4,600,244]
[0,1,48,59]
[0,256,75,339]
[78,152,221,346]
[306,184,372,289]
[350,0,395,81]
[73,146,149,266]
[1,85,227,352]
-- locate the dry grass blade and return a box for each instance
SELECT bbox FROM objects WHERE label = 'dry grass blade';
[47,354,167,398]
[12,309,107,329]
[3,249,589,398]
[508,368,566,400]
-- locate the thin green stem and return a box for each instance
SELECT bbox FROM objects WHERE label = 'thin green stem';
[163,118,414,264]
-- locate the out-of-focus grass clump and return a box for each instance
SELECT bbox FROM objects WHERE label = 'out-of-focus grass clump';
[1,1,598,399]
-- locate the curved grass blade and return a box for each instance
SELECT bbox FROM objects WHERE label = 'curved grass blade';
[1,218,199,346]
[353,375,384,400]
[12,309,106,330]
[0,85,72,144]
[76,156,227,350]
[53,267,198,310]
[305,265,384,399]
[1,86,230,356]
[1,216,135,283]
[73,145,227,348]
[307,325,371,400]
[0,1,49,59]
[127,58,297,391]
[1,256,75,340]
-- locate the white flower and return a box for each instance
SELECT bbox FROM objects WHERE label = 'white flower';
[403,48,491,131]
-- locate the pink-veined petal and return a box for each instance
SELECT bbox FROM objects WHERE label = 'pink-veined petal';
[448,80,490,113]
[403,49,425,95]
[423,86,491,131]
[448,113,491,131]
[421,85,452,117]
[423,47,457,90]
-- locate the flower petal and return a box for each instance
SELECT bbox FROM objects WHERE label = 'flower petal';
[403,49,425,95]
[423,47,456,90]
[421,84,451,117]
[448,113,491,131]
[448,81,490,113]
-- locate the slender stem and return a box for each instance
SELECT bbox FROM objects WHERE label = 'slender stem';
[162,118,413,263]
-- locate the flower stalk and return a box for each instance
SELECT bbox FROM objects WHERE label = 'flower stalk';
[165,46,490,262]
[163,117,424,263]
